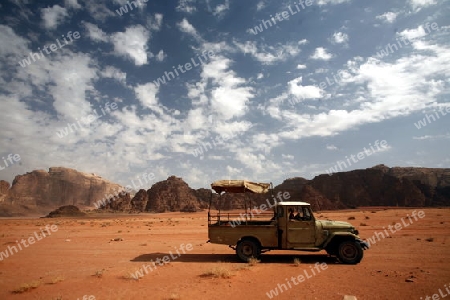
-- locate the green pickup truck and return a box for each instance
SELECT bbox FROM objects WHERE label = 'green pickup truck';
[207,180,369,264]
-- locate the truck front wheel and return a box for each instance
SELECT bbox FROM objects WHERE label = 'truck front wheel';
[338,240,363,264]
[236,239,260,262]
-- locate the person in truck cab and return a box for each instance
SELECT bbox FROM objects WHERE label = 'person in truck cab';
[289,208,295,220]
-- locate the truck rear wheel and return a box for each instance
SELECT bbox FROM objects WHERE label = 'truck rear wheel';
[236,239,260,262]
[338,240,363,264]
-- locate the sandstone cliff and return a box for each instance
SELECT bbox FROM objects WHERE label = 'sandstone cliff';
[310,165,450,207]
[0,180,9,203]
[2,165,449,216]
[146,176,208,212]
[2,167,123,211]
[130,189,149,212]
[67,164,450,214]
[98,192,132,211]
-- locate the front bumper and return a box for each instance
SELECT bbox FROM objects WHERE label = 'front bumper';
[357,239,370,250]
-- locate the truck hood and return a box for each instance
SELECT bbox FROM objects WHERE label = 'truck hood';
[318,220,354,230]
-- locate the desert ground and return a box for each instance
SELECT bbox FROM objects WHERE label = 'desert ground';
[0,208,449,300]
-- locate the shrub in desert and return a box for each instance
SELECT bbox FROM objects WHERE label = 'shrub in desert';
[47,276,64,285]
[12,281,41,294]
[201,265,234,278]
[93,269,105,278]
[166,293,180,300]
[348,216,355,220]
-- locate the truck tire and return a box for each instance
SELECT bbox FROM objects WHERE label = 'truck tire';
[236,239,260,262]
[338,240,363,264]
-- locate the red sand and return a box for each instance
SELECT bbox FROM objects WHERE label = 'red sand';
[0,208,449,300]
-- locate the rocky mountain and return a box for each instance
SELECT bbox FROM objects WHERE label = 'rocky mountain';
[0,167,123,215]
[130,189,149,212]
[310,164,450,207]
[146,176,209,212]
[1,164,449,216]
[0,180,9,202]
[45,205,87,218]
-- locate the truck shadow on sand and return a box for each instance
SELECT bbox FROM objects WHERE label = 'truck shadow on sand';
[131,253,340,264]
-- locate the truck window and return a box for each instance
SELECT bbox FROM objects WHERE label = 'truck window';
[303,207,312,220]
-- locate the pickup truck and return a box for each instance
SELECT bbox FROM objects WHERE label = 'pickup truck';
[207,180,369,264]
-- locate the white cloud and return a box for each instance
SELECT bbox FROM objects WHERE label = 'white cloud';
[409,0,437,11]
[155,49,166,62]
[101,66,127,84]
[234,40,303,65]
[315,68,328,73]
[298,39,308,45]
[47,54,98,120]
[113,0,129,5]
[135,82,162,113]
[317,0,351,5]
[256,1,266,11]
[213,0,230,17]
[398,25,428,40]
[185,108,210,131]
[326,144,338,150]
[83,22,108,43]
[211,86,253,120]
[186,54,255,123]
[271,40,450,139]
[84,1,114,21]
[413,134,450,140]
[0,25,29,58]
[205,59,254,120]
[111,25,150,66]
[311,47,333,60]
[376,12,398,23]
[11,52,98,122]
[41,5,68,29]
[332,32,349,44]
[252,133,281,154]
[65,0,81,9]
[296,64,307,69]
[177,18,201,40]
[288,77,324,100]
[176,0,197,13]
[149,13,164,31]
[282,154,294,160]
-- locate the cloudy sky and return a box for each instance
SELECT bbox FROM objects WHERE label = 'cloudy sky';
[0,0,449,189]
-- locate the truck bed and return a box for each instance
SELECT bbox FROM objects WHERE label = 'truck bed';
[208,222,279,248]
[210,220,275,226]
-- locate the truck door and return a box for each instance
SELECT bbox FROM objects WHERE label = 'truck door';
[286,206,315,246]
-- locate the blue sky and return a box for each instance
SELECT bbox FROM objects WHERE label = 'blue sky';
[0,0,449,189]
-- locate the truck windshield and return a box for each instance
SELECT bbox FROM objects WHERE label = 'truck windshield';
[289,206,312,221]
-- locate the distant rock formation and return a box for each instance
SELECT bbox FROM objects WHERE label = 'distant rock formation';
[0,180,9,202]
[1,167,123,211]
[45,205,86,218]
[274,177,338,211]
[48,165,450,214]
[1,164,449,216]
[310,165,450,207]
[130,189,149,212]
[98,192,132,211]
[146,176,208,212]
